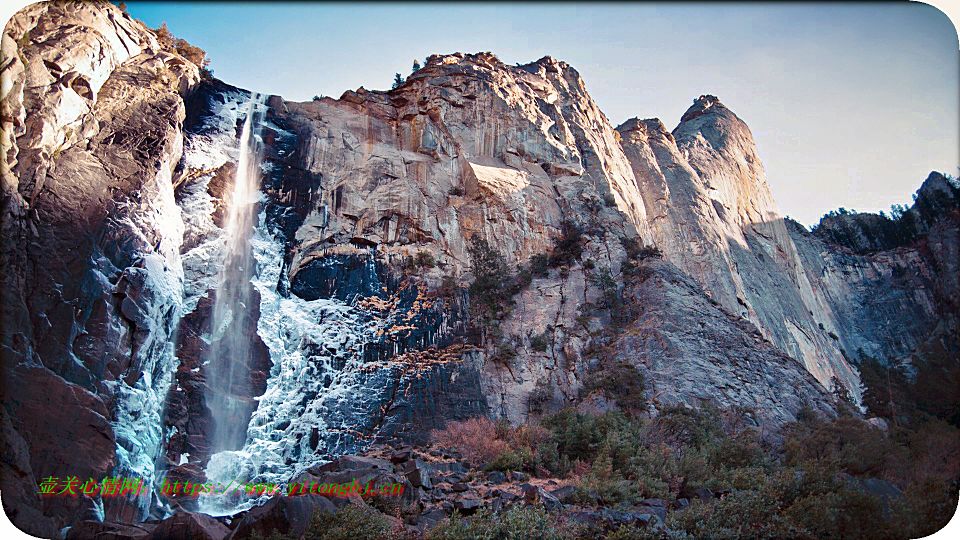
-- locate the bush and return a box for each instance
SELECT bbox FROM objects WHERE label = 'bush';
[427,506,579,540]
[529,253,550,277]
[304,503,394,540]
[415,250,435,268]
[580,361,646,413]
[668,490,809,540]
[485,447,533,472]
[467,237,514,322]
[490,343,517,366]
[449,186,465,196]
[621,237,662,261]
[548,219,583,268]
[782,416,902,478]
[530,330,550,352]
[784,489,888,540]
[430,417,509,462]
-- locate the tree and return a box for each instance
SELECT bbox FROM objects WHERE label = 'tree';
[392,73,404,89]
[412,59,421,73]
[466,236,514,339]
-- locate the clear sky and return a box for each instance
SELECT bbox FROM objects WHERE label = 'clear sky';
[122,1,959,226]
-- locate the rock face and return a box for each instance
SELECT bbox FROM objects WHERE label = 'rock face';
[1,0,201,531]
[2,1,957,533]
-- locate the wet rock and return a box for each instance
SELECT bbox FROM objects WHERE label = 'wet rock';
[66,521,156,540]
[147,512,230,540]
[225,495,335,540]
[318,455,393,473]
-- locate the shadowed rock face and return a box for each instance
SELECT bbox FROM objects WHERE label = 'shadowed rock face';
[2,1,957,532]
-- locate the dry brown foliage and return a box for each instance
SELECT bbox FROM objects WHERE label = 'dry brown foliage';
[429,417,508,462]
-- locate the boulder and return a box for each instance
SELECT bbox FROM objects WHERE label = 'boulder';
[402,459,433,489]
[549,485,576,503]
[317,455,393,473]
[66,521,156,540]
[454,499,482,515]
[486,471,506,484]
[147,512,230,540]
[226,495,336,540]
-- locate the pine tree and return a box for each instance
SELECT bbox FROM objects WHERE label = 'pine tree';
[392,73,404,89]
[412,59,421,73]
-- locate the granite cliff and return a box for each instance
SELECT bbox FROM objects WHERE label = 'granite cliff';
[1,1,956,535]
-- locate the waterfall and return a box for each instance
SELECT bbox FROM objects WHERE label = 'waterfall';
[205,92,267,453]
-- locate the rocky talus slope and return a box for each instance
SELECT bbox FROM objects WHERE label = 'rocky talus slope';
[1,1,957,536]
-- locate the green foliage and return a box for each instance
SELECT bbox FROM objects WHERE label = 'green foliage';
[412,59,421,72]
[490,342,517,366]
[414,250,435,268]
[783,489,886,540]
[392,73,404,89]
[530,329,550,352]
[467,236,515,324]
[621,237,663,261]
[426,507,579,540]
[548,219,583,267]
[303,503,393,540]
[485,446,534,472]
[783,415,902,477]
[581,361,646,413]
[669,489,810,540]
[439,275,458,300]
[529,253,550,277]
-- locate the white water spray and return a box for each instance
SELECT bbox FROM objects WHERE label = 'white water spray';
[205,93,267,453]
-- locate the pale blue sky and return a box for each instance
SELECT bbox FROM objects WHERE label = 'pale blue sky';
[123,1,959,226]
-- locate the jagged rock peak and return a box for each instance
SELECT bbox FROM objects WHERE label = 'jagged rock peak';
[679,94,729,123]
[615,117,674,143]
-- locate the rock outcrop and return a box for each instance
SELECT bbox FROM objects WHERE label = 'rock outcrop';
[2,0,202,531]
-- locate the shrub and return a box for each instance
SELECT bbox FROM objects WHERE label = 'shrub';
[783,489,888,540]
[548,219,584,267]
[782,416,902,478]
[467,236,515,324]
[668,490,809,540]
[529,253,550,277]
[530,330,550,352]
[485,448,531,472]
[580,361,646,413]
[415,250,435,268]
[490,343,517,366]
[427,506,579,540]
[449,186,465,196]
[303,503,393,540]
[430,417,509,462]
[621,237,662,261]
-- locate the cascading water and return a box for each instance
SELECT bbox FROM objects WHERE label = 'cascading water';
[205,92,267,453]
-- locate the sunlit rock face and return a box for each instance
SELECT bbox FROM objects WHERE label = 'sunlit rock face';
[616,97,861,400]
